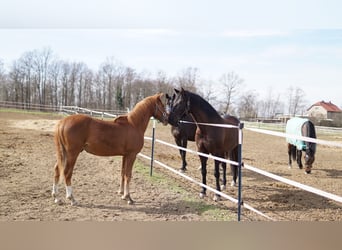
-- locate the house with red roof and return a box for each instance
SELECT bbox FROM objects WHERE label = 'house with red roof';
[307,101,342,125]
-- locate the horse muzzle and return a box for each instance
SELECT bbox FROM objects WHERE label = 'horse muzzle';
[167,114,179,126]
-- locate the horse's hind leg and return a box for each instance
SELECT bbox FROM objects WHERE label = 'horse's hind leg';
[121,154,136,205]
[230,148,238,187]
[52,162,62,204]
[63,155,78,206]
[213,159,221,201]
[221,162,227,191]
[288,144,292,168]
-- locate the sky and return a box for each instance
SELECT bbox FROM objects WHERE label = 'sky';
[0,0,342,107]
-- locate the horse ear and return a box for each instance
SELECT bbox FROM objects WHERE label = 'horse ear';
[165,93,170,99]
[159,93,166,105]
[174,88,180,94]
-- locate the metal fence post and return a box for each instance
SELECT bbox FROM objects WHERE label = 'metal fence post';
[237,122,244,221]
[150,119,156,176]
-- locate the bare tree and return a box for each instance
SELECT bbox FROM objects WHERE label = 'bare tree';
[258,87,283,118]
[177,67,199,93]
[219,71,244,114]
[287,86,306,116]
[237,90,258,120]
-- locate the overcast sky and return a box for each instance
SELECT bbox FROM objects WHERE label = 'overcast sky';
[1,0,342,106]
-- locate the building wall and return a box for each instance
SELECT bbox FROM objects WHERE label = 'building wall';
[307,106,327,119]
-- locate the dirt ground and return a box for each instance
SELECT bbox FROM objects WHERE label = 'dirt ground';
[0,111,341,221]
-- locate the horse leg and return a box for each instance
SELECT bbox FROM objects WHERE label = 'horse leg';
[117,157,126,195]
[121,154,136,205]
[230,147,238,187]
[63,155,78,206]
[199,155,208,198]
[221,162,227,191]
[180,139,188,172]
[52,161,62,204]
[297,150,303,169]
[213,160,221,201]
[288,144,292,168]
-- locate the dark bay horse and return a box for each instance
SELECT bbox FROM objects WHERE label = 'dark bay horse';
[52,93,168,205]
[166,93,196,172]
[168,88,240,201]
[286,117,317,174]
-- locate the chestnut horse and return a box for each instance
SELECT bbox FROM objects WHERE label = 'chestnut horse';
[168,88,240,201]
[52,93,168,205]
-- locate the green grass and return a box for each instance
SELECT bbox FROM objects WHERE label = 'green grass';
[134,160,235,221]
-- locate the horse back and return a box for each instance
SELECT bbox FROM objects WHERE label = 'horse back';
[56,114,143,156]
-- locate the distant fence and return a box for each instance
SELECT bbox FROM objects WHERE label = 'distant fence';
[0,101,59,112]
[0,101,128,118]
[60,106,128,118]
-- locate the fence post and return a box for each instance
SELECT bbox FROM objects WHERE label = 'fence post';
[150,118,156,176]
[237,122,244,221]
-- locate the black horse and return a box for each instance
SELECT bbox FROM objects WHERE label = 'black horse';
[286,117,317,174]
[168,88,240,200]
[166,93,196,172]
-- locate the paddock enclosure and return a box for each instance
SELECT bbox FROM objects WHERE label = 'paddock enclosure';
[0,111,341,221]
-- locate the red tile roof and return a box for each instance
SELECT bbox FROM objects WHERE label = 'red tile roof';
[308,101,342,112]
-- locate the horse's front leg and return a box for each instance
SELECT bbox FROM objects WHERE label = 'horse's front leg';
[297,149,303,169]
[199,155,208,198]
[180,138,188,172]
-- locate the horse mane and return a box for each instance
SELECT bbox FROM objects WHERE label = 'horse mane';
[186,91,221,120]
[128,94,158,124]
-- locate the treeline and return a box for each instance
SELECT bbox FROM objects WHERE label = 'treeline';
[0,47,308,118]
[0,48,184,111]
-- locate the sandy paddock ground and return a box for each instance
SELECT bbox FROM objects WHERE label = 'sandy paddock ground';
[0,111,341,221]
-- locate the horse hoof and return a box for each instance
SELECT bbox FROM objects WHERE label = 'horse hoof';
[70,200,77,206]
[230,181,237,187]
[179,168,186,173]
[54,198,62,205]
[288,164,292,169]
[199,193,206,199]
[213,195,220,202]
[66,195,77,206]
[221,184,226,191]
[127,199,134,205]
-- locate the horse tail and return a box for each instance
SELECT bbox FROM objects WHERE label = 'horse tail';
[54,120,67,180]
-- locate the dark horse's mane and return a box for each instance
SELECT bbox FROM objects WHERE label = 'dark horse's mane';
[187,91,221,120]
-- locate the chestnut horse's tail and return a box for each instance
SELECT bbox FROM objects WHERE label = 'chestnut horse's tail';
[54,121,67,181]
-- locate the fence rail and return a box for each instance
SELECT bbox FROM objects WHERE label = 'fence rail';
[2,102,341,220]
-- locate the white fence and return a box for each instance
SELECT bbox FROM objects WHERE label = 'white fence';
[143,120,342,220]
[3,103,341,220]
